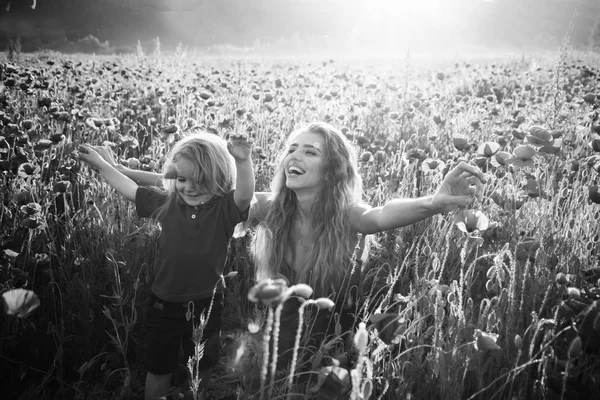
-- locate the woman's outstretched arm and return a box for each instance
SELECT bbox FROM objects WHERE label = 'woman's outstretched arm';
[349,162,487,234]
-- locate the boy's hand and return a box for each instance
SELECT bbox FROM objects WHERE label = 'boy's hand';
[227,133,253,161]
[78,144,108,171]
[164,164,177,180]
[92,145,121,169]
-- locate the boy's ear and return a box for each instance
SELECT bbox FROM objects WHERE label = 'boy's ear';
[164,164,177,179]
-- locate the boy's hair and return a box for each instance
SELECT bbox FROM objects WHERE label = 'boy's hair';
[152,129,235,221]
[251,121,367,297]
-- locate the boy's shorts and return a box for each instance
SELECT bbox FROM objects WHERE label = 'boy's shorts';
[145,293,223,376]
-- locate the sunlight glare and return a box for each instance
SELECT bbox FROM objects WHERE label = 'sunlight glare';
[339,0,475,54]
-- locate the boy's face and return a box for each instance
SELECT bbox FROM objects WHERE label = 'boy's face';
[173,158,210,206]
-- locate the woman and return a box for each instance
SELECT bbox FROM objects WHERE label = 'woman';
[243,121,486,385]
[249,122,485,298]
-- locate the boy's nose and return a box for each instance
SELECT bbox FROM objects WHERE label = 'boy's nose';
[185,181,197,191]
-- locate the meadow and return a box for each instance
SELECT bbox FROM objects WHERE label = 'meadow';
[1,46,600,400]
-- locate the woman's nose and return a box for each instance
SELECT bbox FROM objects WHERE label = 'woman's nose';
[289,150,301,161]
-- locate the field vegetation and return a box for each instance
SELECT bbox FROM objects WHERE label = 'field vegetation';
[2,45,600,399]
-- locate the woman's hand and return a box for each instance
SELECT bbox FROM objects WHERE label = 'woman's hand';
[227,133,253,161]
[432,162,487,213]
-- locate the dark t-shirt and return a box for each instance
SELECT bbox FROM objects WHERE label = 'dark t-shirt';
[136,187,248,302]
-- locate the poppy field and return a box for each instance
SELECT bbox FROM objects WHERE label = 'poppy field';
[2,47,600,400]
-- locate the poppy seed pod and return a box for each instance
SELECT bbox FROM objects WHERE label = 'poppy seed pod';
[354,322,369,354]
[514,334,523,350]
[568,336,582,359]
[313,298,335,310]
[291,283,313,299]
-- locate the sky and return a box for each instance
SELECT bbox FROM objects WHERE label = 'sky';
[0,0,598,54]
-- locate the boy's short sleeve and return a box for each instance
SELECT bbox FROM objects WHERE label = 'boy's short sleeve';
[222,190,250,227]
[136,187,167,218]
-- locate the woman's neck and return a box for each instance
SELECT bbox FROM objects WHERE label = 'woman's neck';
[293,190,318,223]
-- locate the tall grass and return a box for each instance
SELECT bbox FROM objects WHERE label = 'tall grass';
[1,44,600,400]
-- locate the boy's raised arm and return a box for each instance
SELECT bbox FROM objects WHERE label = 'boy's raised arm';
[227,134,255,212]
[93,145,163,187]
[78,145,138,202]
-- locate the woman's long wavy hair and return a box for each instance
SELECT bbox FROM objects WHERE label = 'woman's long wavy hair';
[252,122,364,297]
[152,129,236,222]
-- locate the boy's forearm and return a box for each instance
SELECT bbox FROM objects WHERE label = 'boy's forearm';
[97,162,138,202]
[235,159,255,203]
[116,166,163,187]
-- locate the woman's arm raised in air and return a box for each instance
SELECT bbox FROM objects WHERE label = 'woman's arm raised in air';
[349,162,487,235]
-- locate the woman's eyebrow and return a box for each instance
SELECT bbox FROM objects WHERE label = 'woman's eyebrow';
[289,143,322,153]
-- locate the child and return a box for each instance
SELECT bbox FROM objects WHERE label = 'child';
[77,130,254,400]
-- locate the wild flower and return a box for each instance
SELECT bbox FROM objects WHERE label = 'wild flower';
[313,362,351,399]
[369,313,406,344]
[507,145,536,168]
[421,158,446,173]
[453,135,469,151]
[19,202,41,215]
[491,151,513,167]
[477,141,501,158]
[454,209,489,234]
[526,126,554,146]
[2,288,40,318]
[474,329,501,351]
[247,278,289,306]
[515,237,540,262]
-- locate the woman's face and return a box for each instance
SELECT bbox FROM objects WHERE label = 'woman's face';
[284,131,327,192]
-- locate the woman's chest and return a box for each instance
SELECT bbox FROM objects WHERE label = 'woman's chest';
[284,222,313,273]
